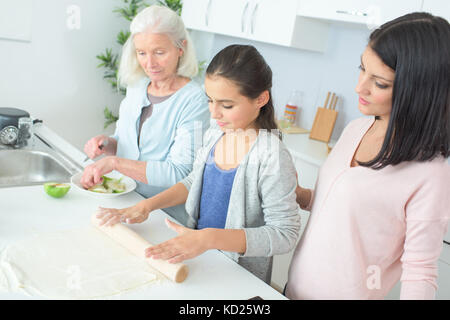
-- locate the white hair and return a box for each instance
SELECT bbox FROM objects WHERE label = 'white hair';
[118,5,198,87]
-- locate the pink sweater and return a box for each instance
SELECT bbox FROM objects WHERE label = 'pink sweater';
[286,117,450,300]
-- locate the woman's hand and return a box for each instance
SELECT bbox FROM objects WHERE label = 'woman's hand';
[80,156,117,189]
[96,202,151,227]
[145,219,210,264]
[84,135,110,159]
[296,185,312,210]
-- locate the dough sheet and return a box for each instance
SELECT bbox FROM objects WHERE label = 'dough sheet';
[0,227,160,299]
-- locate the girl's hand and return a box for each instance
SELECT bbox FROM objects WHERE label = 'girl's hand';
[80,156,117,189]
[145,219,210,264]
[96,202,151,227]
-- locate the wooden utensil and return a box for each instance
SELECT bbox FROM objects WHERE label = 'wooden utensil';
[309,91,339,143]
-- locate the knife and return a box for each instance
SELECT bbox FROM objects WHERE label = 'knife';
[84,139,109,162]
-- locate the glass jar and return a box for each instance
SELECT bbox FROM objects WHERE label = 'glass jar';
[282,90,302,128]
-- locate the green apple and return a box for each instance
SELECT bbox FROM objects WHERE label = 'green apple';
[44,182,71,198]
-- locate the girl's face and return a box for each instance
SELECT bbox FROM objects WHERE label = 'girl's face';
[133,32,183,81]
[205,75,268,132]
[355,46,395,120]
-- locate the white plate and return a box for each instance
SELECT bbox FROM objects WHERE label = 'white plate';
[70,171,137,198]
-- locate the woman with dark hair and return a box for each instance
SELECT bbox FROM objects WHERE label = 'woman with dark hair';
[286,12,450,299]
[96,45,301,284]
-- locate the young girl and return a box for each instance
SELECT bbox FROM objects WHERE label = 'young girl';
[97,45,301,283]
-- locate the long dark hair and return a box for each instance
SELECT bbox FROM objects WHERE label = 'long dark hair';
[206,45,279,137]
[359,12,450,169]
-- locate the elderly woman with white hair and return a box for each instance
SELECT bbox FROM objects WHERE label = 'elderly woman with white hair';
[81,5,210,225]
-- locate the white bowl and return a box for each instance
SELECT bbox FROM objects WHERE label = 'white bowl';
[70,171,137,198]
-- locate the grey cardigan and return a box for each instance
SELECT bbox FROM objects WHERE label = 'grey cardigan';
[180,122,301,283]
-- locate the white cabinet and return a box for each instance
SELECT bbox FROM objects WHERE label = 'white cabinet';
[182,0,330,52]
[182,0,260,38]
[422,0,450,22]
[297,0,423,27]
[180,0,212,33]
[244,0,298,46]
[208,0,250,39]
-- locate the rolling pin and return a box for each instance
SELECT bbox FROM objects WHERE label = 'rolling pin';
[91,214,188,283]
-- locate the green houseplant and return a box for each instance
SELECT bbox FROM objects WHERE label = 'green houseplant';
[97,0,188,129]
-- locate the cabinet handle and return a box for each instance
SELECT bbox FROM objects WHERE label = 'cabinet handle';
[336,10,368,17]
[205,0,212,26]
[241,1,250,33]
[250,2,259,34]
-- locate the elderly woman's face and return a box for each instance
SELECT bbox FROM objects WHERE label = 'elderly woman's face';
[133,32,183,81]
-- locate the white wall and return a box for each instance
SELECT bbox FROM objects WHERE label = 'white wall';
[0,0,129,150]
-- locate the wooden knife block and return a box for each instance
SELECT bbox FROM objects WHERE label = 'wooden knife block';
[309,107,338,143]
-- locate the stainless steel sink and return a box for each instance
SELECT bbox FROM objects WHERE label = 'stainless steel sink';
[0,134,82,188]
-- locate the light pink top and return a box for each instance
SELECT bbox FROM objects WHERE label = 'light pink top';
[286,117,450,300]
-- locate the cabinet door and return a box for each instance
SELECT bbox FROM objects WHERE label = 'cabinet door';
[181,0,213,32]
[298,0,422,27]
[207,0,251,38]
[422,0,450,22]
[248,0,299,46]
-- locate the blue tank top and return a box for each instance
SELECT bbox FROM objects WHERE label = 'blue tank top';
[197,141,238,229]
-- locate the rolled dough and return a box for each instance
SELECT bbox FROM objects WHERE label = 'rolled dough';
[91,214,188,283]
[0,227,159,299]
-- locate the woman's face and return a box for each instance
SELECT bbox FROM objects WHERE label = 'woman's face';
[355,46,395,120]
[204,75,268,132]
[133,32,183,81]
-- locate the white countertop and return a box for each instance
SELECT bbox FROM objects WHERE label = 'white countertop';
[0,125,286,300]
[282,132,333,167]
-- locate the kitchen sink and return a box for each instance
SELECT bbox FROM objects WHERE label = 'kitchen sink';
[0,135,82,188]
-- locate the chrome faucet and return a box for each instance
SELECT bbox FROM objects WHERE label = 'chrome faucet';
[0,119,42,149]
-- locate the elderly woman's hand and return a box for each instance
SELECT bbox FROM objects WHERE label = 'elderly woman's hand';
[84,135,110,160]
[80,156,117,189]
[96,202,151,227]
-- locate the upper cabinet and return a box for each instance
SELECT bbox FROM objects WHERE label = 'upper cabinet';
[239,0,299,46]
[182,0,249,38]
[181,0,449,53]
[422,0,450,22]
[182,0,330,52]
[297,0,423,27]
[180,0,212,33]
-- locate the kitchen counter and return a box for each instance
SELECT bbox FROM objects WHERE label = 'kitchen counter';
[282,132,335,167]
[0,124,286,300]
